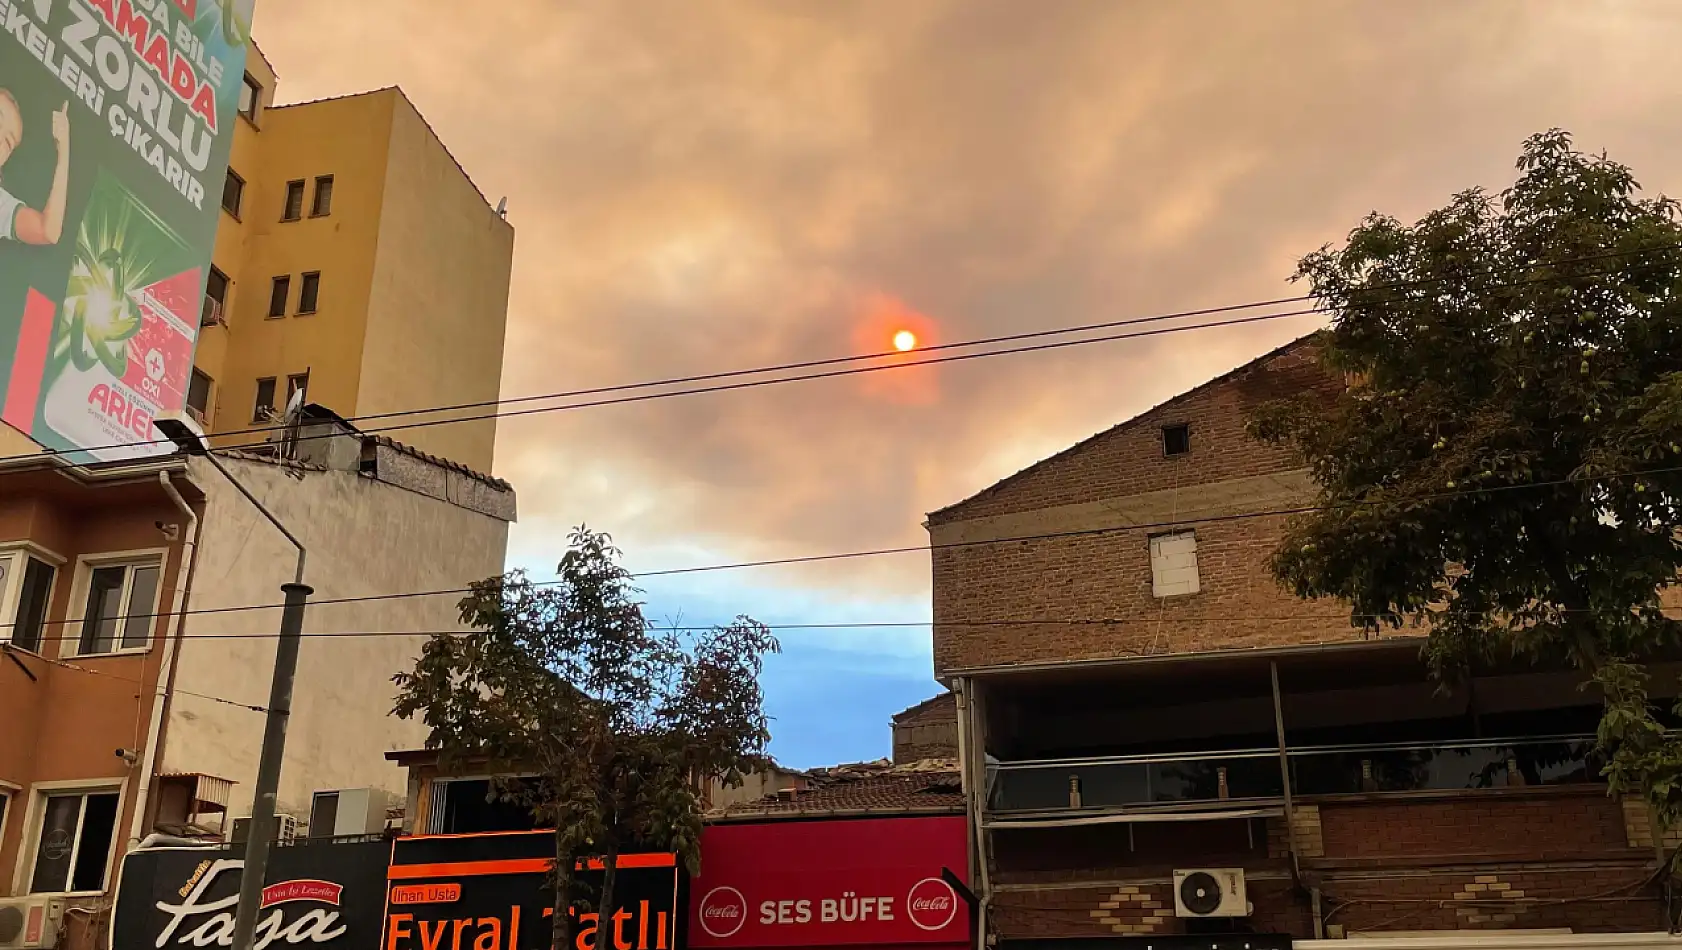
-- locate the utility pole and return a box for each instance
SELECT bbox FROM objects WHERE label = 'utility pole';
[154,417,311,950]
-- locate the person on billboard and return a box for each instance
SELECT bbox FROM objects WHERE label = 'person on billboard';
[0,92,70,246]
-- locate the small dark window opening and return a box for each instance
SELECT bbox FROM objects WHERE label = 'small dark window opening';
[297,272,320,314]
[282,181,305,222]
[221,170,244,218]
[239,73,262,121]
[267,276,290,318]
[1162,423,1191,456]
[253,377,277,422]
[311,176,334,217]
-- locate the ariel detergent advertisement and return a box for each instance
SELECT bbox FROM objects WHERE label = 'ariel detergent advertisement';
[0,0,255,462]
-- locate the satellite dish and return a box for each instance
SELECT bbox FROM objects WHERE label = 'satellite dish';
[495,196,508,217]
[283,386,305,423]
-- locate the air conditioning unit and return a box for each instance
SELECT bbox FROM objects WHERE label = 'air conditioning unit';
[200,297,224,328]
[230,814,299,844]
[0,897,66,950]
[308,788,386,837]
[1173,868,1248,918]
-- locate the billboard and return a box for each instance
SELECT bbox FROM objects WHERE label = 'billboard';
[385,832,683,950]
[110,840,391,950]
[689,817,971,949]
[0,0,255,461]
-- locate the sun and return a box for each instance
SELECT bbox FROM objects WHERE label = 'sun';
[892,330,918,352]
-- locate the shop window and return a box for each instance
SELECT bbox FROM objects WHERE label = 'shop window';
[29,789,120,893]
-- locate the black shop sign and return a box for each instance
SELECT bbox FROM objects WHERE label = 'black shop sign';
[110,840,390,950]
[384,832,683,950]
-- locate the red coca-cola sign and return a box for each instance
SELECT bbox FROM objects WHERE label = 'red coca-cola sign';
[689,817,969,948]
[699,887,749,939]
[905,879,959,932]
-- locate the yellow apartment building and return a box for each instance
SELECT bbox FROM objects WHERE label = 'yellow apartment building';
[192,47,515,473]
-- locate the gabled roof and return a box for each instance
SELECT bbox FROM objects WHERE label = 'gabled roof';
[927,332,1322,524]
[892,691,955,724]
[708,759,962,821]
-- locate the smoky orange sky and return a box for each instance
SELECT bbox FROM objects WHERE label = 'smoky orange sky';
[250,3,1682,747]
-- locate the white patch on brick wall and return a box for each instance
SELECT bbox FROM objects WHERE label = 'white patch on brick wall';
[1150,531,1200,597]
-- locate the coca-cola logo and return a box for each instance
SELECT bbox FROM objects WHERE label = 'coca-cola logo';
[698,886,747,939]
[905,878,958,932]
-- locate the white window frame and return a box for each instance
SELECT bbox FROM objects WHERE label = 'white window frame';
[0,542,65,654]
[65,549,167,658]
[0,780,19,854]
[423,773,538,835]
[1149,530,1201,598]
[11,780,127,898]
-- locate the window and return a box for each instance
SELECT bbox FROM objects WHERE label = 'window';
[267,276,290,318]
[282,180,305,222]
[297,272,320,314]
[75,561,162,655]
[425,779,537,835]
[205,267,229,306]
[308,791,339,838]
[253,377,277,421]
[29,789,120,893]
[1162,423,1191,456]
[286,372,310,409]
[238,73,261,122]
[221,169,244,218]
[187,369,213,423]
[2,551,57,654]
[1150,531,1200,598]
[202,267,229,327]
[310,176,334,217]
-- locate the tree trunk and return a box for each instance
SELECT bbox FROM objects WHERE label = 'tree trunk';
[598,846,620,950]
[552,829,573,950]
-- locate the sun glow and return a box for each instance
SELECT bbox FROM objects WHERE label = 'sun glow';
[892,330,917,352]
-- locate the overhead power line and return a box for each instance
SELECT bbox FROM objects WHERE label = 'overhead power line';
[5,457,1681,636]
[0,239,1673,466]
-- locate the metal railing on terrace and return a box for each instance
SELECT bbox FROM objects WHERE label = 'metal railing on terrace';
[988,734,1603,813]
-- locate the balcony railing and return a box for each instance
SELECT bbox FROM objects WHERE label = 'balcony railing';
[988,734,1603,813]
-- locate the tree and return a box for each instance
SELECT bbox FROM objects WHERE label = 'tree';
[392,527,780,950]
[1247,131,1682,845]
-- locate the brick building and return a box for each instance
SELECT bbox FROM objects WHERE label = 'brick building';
[928,335,1677,948]
[894,692,959,763]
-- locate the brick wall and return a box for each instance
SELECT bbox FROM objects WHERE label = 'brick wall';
[988,792,1661,941]
[929,339,1356,676]
[990,860,1659,940]
[1321,868,1661,935]
[929,339,1336,525]
[1317,790,1636,862]
[892,692,959,762]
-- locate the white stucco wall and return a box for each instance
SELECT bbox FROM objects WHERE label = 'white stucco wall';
[160,455,509,826]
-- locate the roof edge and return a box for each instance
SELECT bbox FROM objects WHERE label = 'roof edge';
[926,332,1322,524]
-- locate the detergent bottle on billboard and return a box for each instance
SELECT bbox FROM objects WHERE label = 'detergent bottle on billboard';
[40,170,199,462]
